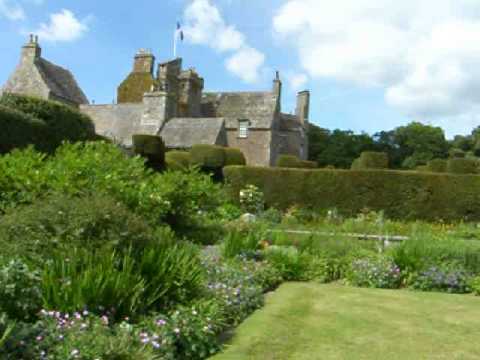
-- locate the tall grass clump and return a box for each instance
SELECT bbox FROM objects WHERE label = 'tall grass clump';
[222,226,265,259]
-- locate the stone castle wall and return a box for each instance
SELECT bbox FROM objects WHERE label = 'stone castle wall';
[226,129,272,166]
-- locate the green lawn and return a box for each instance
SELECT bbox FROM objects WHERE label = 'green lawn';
[212,283,480,360]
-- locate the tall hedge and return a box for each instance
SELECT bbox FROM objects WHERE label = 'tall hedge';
[427,159,447,173]
[351,151,388,170]
[0,105,50,154]
[190,145,226,169]
[224,166,480,222]
[224,148,246,166]
[447,158,478,174]
[276,155,301,168]
[0,93,95,150]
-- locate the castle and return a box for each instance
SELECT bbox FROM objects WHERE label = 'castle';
[3,37,310,166]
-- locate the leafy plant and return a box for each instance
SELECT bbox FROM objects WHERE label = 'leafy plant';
[222,227,264,259]
[239,184,264,214]
[408,262,471,294]
[0,259,42,322]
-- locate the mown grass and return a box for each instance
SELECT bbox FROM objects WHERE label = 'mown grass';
[212,283,480,360]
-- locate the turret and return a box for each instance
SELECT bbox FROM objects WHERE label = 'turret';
[117,49,156,103]
[178,69,204,117]
[21,34,41,63]
[295,90,310,125]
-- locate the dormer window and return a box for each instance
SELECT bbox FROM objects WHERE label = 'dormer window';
[238,119,249,138]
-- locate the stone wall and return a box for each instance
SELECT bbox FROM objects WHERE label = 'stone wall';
[3,60,50,100]
[226,129,272,167]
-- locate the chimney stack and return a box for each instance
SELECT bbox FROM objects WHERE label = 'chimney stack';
[295,90,310,125]
[133,49,155,74]
[272,70,282,102]
[21,34,41,63]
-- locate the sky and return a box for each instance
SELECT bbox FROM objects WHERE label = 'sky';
[2,0,480,138]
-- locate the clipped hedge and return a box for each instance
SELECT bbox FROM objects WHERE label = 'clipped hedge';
[224,166,480,221]
[427,159,447,173]
[351,151,388,170]
[166,151,191,169]
[0,93,95,150]
[300,160,318,169]
[447,158,478,174]
[190,144,226,169]
[0,105,50,154]
[132,134,165,170]
[224,148,246,166]
[277,155,301,168]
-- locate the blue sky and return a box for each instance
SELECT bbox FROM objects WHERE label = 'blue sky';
[2,0,480,138]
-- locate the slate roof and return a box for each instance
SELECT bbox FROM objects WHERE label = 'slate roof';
[279,113,304,131]
[201,92,278,129]
[160,117,226,148]
[36,58,88,105]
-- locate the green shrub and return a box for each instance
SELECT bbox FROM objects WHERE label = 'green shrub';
[0,259,42,322]
[132,134,165,170]
[224,148,246,166]
[190,144,226,169]
[166,159,185,172]
[351,151,389,170]
[222,227,264,259]
[264,246,311,281]
[447,158,478,174]
[166,150,191,169]
[0,195,153,265]
[450,148,466,158]
[0,105,51,154]
[224,166,480,222]
[427,159,447,173]
[0,93,95,150]
[415,165,428,172]
[300,160,318,168]
[276,154,301,168]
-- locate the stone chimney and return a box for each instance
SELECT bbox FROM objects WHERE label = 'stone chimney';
[133,49,155,74]
[21,34,41,63]
[272,70,282,101]
[295,90,310,124]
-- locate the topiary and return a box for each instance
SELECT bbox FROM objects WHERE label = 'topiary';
[189,144,226,170]
[427,159,447,173]
[351,151,389,170]
[276,154,301,168]
[300,160,318,169]
[224,148,247,166]
[0,93,95,150]
[447,158,479,174]
[132,134,166,171]
[166,151,191,169]
[166,159,186,172]
[0,105,51,154]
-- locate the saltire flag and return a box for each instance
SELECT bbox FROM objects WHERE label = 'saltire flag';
[177,22,184,41]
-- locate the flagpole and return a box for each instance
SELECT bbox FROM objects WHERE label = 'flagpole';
[173,27,177,59]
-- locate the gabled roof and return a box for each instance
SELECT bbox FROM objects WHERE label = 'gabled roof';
[201,92,278,129]
[36,58,88,105]
[160,117,226,148]
[279,112,304,131]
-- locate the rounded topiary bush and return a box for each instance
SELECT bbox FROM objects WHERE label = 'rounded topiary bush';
[166,150,191,169]
[132,134,165,170]
[427,159,447,173]
[0,105,50,154]
[447,158,479,174]
[166,159,186,172]
[276,154,301,168]
[224,148,247,166]
[189,144,226,169]
[351,151,389,170]
[0,93,95,150]
[0,194,154,265]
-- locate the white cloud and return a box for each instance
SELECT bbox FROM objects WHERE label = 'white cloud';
[33,9,90,42]
[0,0,25,21]
[183,0,265,83]
[226,47,265,83]
[287,72,308,91]
[273,0,480,135]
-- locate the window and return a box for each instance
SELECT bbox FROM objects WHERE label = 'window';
[238,119,249,138]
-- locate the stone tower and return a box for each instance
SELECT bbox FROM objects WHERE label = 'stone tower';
[117,49,156,103]
[178,69,204,117]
